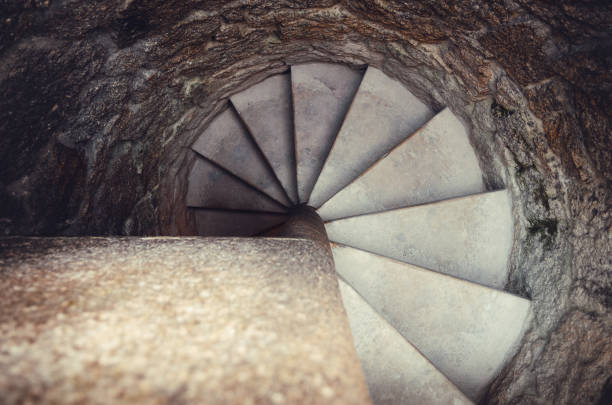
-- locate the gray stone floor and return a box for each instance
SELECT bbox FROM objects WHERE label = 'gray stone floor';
[187,157,286,213]
[326,190,513,289]
[309,67,434,208]
[191,107,291,207]
[292,63,363,203]
[334,244,531,400]
[317,108,485,221]
[231,74,299,203]
[339,279,473,405]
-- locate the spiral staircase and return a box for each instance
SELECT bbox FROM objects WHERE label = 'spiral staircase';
[185,63,532,404]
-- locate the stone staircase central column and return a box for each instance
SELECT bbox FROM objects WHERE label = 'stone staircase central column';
[263,205,330,250]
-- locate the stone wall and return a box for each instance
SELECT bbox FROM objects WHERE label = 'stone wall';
[1,1,610,403]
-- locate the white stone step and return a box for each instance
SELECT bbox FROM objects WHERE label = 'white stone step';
[308,67,434,208]
[231,73,298,203]
[291,63,363,203]
[318,108,485,221]
[186,157,286,213]
[325,190,513,288]
[338,279,474,405]
[334,245,531,401]
[191,107,291,207]
[193,209,288,236]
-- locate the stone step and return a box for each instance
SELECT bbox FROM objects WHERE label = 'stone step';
[191,107,291,207]
[338,279,473,405]
[334,245,531,401]
[291,63,363,203]
[318,108,485,221]
[192,209,288,236]
[186,157,287,213]
[308,66,434,208]
[325,190,513,289]
[231,73,298,203]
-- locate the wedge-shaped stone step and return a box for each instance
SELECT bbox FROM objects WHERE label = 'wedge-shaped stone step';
[191,107,291,207]
[309,66,434,208]
[338,279,474,405]
[334,245,531,401]
[318,108,485,220]
[292,63,363,203]
[231,73,298,203]
[187,157,286,213]
[193,209,288,236]
[326,190,513,288]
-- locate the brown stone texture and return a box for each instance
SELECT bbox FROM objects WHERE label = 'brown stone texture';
[1,1,610,404]
[480,23,554,86]
[0,237,371,405]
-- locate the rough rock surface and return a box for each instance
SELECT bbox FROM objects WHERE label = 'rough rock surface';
[1,1,610,404]
[0,236,371,404]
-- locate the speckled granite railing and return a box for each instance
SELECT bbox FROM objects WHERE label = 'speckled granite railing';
[0,237,371,405]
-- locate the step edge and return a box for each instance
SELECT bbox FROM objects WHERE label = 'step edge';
[330,241,531,302]
[290,62,367,204]
[338,277,475,404]
[308,65,373,208]
[317,106,487,219]
[323,189,510,223]
[190,105,293,207]
[189,150,290,211]
[229,74,299,204]
[187,206,289,216]
[309,65,435,208]
[336,248,532,401]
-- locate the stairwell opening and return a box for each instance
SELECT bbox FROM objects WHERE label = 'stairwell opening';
[1,1,609,404]
[172,61,527,403]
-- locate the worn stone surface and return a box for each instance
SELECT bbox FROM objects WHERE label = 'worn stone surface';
[191,107,291,207]
[186,157,286,213]
[338,279,473,405]
[332,244,530,401]
[231,73,298,204]
[308,66,434,208]
[292,63,363,203]
[264,206,330,252]
[317,107,485,221]
[192,210,288,237]
[1,1,610,403]
[0,237,371,404]
[334,244,531,401]
[326,191,513,289]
